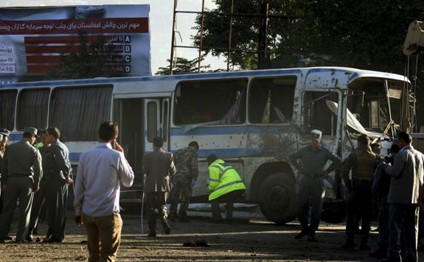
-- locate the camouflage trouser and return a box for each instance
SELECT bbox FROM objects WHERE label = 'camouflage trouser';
[169,180,192,218]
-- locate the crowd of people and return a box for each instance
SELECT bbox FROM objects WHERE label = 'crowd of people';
[0,126,72,244]
[0,122,423,262]
[0,122,245,261]
[290,129,424,262]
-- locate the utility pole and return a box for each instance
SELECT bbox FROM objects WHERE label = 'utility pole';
[258,0,269,69]
[170,0,178,75]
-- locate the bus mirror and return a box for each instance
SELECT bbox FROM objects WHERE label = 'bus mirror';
[403,20,424,56]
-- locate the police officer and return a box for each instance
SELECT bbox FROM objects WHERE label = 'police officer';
[27,130,50,241]
[169,141,199,222]
[341,134,379,250]
[289,129,341,242]
[43,127,72,243]
[207,154,246,223]
[0,127,42,243]
[0,128,10,213]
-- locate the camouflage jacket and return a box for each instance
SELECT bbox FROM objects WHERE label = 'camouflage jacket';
[173,146,198,182]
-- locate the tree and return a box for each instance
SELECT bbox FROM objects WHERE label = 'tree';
[193,0,288,69]
[194,0,424,71]
[193,0,424,127]
[47,32,124,80]
[155,55,211,75]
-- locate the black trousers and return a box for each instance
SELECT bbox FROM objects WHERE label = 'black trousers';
[345,180,372,242]
[145,192,169,234]
[210,189,245,220]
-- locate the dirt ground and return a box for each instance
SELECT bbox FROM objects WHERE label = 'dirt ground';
[0,208,422,262]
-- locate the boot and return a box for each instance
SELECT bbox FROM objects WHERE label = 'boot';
[307,230,318,242]
[340,238,355,250]
[369,245,387,259]
[359,237,370,250]
[295,228,309,239]
[211,202,223,222]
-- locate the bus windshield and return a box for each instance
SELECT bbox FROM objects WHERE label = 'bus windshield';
[346,78,406,137]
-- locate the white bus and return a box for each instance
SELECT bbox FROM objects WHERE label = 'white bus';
[0,66,414,224]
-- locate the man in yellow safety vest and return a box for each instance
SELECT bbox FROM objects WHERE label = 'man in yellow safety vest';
[207,154,246,223]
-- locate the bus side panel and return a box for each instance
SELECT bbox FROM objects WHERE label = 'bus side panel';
[169,124,300,200]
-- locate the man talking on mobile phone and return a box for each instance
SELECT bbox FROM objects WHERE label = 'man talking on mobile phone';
[74,121,134,262]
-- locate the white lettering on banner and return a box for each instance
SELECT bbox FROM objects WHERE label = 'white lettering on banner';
[0,46,14,54]
[0,65,16,73]
[0,4,152,78]
[0,55,14,63]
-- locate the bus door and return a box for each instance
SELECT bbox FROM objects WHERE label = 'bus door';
[144,98,170,152]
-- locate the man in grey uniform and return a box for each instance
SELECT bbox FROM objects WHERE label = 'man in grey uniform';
[0,127,42,243]
[289,129,341,242]
[0,128,10,214]
[43,127,72,243]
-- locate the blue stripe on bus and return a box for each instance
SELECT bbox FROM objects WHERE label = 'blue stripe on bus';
[170,125,285,136]
[69,148,262,163]
[69,152,82,163]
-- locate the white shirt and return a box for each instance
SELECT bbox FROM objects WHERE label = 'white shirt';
[74,142,134,217]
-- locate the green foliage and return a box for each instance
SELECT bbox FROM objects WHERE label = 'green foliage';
[194,0,424,71]
[47,32,124,80]
[155,55,211,75]
[193,0,424,126]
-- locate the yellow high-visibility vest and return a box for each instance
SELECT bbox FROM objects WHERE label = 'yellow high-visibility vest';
[208,159,246,201]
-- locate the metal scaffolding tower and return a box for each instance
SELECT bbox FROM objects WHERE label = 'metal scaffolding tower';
[169,0,270,75]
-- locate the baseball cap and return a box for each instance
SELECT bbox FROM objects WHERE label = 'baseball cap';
[311,129,322,142]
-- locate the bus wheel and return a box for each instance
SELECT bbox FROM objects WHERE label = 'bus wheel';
[258,172,297,225]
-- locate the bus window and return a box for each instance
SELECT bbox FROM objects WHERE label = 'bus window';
[347,79,403,134]
[173,78,247,125]
[147,101,158,142]
[17,88,49,131]
[248,76,296,123]
[162,99,169,140]
[303,91,339,135]
[0,90,17,130]
[50,85,112,141]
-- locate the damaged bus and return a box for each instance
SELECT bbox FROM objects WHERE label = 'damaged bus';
[0,66,414,224]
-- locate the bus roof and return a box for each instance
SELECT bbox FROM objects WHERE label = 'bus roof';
[0,66,410,89]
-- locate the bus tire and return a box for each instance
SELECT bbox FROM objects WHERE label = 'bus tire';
[258,172,297,225]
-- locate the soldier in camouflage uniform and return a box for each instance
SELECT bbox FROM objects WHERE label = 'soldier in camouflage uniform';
[169,141,199,222]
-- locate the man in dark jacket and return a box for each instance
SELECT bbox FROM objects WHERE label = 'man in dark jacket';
[341,134,379,250]
[369,143,400,259]
[142,137,176,237]
[383,131,424,262]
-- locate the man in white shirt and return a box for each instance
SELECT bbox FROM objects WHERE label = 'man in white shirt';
[74,121,134,262]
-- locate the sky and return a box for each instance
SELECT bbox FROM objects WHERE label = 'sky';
[0,0,224,74]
